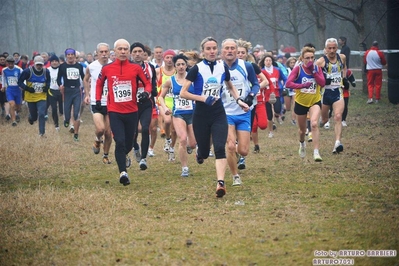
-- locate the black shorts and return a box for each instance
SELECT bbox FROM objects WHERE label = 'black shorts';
[294,101,321,116]
[91,105,108,116]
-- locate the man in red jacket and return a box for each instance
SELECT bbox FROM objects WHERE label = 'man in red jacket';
[364,41,387,104]
[96,39,152,186]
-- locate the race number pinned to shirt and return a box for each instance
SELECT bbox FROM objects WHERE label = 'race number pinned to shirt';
[113,81,132,102]
[174,95,193,110]
[225,82,244,103]
[326,72,342,87]
[300,78,316,94]
[66,68,80,80]
[31,82,44,93]
[7,76,18,86]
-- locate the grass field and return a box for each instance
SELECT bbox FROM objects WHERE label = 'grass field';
[0,85,398,265]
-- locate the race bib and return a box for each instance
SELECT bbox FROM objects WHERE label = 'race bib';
[300,78,316,94]
[113,83,132,102]
[7,76,18,86]
[66,68,80,80]
[270,77,277,88]
[226,82,244,103]
[202,83,221,98]
[32,82,44,93]
[51,77,57,87]
[174,95,193,111]
[327,72,342,87]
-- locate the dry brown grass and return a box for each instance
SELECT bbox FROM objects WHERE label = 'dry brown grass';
[0,86,398,265]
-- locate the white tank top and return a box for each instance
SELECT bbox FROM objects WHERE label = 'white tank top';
[89,59,112,105]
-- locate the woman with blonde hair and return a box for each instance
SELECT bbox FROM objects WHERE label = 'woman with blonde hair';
[285,47,325,161]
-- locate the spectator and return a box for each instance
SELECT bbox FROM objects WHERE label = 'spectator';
[364,41,387,104]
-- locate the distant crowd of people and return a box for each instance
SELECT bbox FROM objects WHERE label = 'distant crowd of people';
[0,36,387,197]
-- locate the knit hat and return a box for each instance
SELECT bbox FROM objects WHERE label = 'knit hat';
[130,42,145,52]
[49,54,59,62]
[163,49,176,58]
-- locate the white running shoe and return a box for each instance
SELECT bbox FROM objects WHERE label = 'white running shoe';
[332,141,344,154]
[232,175,242,186]
[134,149,141,163]
[148,148,155,157]
[119,171,130,186]
[163,138,171,152]
[181,167,189,177]
[324,121,330,129]
[268,131,274,138]
[208,150,214,157]
[168,148,175,161]
[367,98,373,104]
[342,120,347,127]
[313,150,322,162]
[299,143,306,158]
[139,158,147,170]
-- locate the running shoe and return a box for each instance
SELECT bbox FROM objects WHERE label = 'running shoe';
[324,121,330,129]
[15,114,20,123]
[93,140,101,154]
[299,143,306,158]
[73,134,79,141]
[196,153,204,164]
[308,132,313,142]
[12,121,17,127]
[28,117,34,125]
[126,155,131,168]
[69,126,75,134]
[268,131,274,138]
[102,156,111,164]
[187,146,193,154]
[181,167,189,177]
[55,127,60,132]
[139,158,147,170]
[272,123,277,130]
[134,149,141,163]
[148,148,155,157]
[5,114,10,121]
[342,121,347,127]
[119,171,130,186]
[375,100,379,104]
[163,138,171,152]
[208,150,214,157]
[291,119,296,125]
[44,115,48,121]
[168,148,175,161]
[64,120,69,128]
[367,98,373,104]
[216,181,226,198]
[237,156,246,170]
[313,151,322,162]
[232,175,242,186]
[332,141,344,154]
[254,145,260,153]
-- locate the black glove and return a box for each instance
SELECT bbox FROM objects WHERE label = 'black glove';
[95,101,102,111]
[244,94,254,107]
[343,78,349,90]
[138,91,149,103]
[26,87,35,93]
